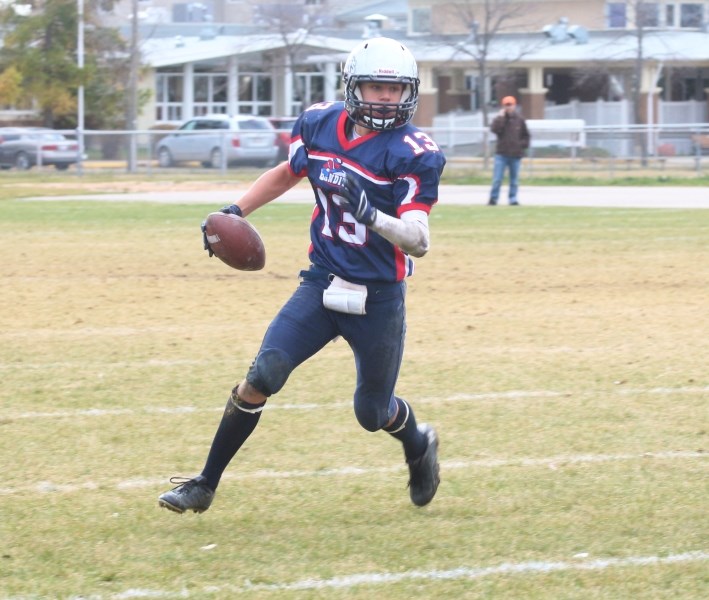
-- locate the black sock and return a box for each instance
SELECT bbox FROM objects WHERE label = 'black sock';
[200,387,265,490]
[383,397,427,461]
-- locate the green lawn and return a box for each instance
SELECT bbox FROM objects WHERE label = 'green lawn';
[0,197,707,599]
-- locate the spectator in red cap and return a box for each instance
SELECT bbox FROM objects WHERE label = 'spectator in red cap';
[488,96,530,206]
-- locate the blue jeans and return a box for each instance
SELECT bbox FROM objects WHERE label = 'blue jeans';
[490,154,521,204]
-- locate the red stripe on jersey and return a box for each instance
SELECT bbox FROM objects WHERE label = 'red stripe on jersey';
[336,110,378,151]
[309,150,391,185]
[398,201,434,216]
[286,161,306,178]
[394,246,407,281]
[307,204,321,256]
[395,173,438,216]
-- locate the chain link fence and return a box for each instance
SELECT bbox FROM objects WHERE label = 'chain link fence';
[5,123,709,176]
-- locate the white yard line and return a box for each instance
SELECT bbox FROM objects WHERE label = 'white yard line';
[8,550,701,598]
[0,450,704,497]
[4,385,708,421]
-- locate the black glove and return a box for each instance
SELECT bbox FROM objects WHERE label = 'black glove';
[339,175,377,226]
[201,221,214,257]
[220,204,243,217]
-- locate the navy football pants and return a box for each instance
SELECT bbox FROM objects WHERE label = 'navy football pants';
[247,266,407,432]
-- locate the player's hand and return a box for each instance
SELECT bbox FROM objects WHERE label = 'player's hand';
[201,220,214,257]
[339,175,377,226]
[220,204,243,217]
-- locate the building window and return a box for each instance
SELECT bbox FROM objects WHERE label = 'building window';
[156,70,276,122]
[193,74,228,116]
[172,2,212,22]
[411,8,431,34]
[680,3,704,27]
[238,73,273,116]
[666,4,676,26]
[156,73,184,122]
[637,2,660,26]
[292,73,325,114]
[607,3,627,27]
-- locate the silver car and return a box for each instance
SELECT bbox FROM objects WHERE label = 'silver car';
[156,115,279,169]
[0,127,80,171]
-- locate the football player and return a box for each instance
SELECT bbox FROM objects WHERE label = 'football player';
[159,37,446,513]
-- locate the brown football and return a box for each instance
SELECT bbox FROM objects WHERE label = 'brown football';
[203,212,266,271]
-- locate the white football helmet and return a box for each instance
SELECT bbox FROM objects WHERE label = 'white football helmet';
[343,37,420,131]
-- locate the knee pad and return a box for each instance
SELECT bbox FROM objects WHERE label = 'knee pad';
[353,393,393,432]
[246,348,293,397]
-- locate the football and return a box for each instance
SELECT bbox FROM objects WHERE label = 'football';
[203,212,266,271]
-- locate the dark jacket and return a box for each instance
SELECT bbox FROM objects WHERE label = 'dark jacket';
[490,111,530,158]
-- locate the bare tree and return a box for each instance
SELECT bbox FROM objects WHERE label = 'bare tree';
[449,0,529,127]
[578,0,661,164]
[250,2,331,115]
[440,0,538,166]
[628,0,664,165]
[532,1,660,164]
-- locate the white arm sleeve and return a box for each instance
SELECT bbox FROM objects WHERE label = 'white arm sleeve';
[369,209,430,258]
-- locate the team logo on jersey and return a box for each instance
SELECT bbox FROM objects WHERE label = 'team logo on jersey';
[319,157,346,187]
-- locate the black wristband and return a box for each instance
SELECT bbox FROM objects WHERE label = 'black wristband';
[220,204,243,217]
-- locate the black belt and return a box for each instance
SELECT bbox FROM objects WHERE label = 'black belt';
[300,264,404,296]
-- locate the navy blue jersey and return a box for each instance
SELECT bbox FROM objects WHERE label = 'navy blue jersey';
[288,102,446,283]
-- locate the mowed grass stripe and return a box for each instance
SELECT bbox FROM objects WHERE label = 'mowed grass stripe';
[85,550,709,597]
[3,385,707,421]
[11,551,704,598]
[0,450,704,497]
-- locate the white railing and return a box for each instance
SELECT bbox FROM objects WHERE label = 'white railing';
[432,108,709,160]
[542,98,708,126]
[544,99,632,125]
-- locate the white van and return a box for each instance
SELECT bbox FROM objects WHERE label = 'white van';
[156,114,279,169]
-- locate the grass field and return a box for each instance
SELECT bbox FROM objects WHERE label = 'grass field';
[0,165,708,195]
[0,193,707,599]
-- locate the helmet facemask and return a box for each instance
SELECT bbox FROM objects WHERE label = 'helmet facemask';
[345,76,419,131]
[342,38,420,131]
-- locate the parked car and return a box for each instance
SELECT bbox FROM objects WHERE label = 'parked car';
[0,127,80,171]
[156,115,279,168]
[268,116,298,162]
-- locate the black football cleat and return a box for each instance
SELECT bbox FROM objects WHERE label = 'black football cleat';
[158,475,215,514]
[407,424,440,507]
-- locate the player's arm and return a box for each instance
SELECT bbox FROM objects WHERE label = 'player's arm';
[370,210,430,258]
[222,162,302,217]
[339,176,430,257]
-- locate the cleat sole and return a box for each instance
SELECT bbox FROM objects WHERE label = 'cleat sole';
[158,499,185,514]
